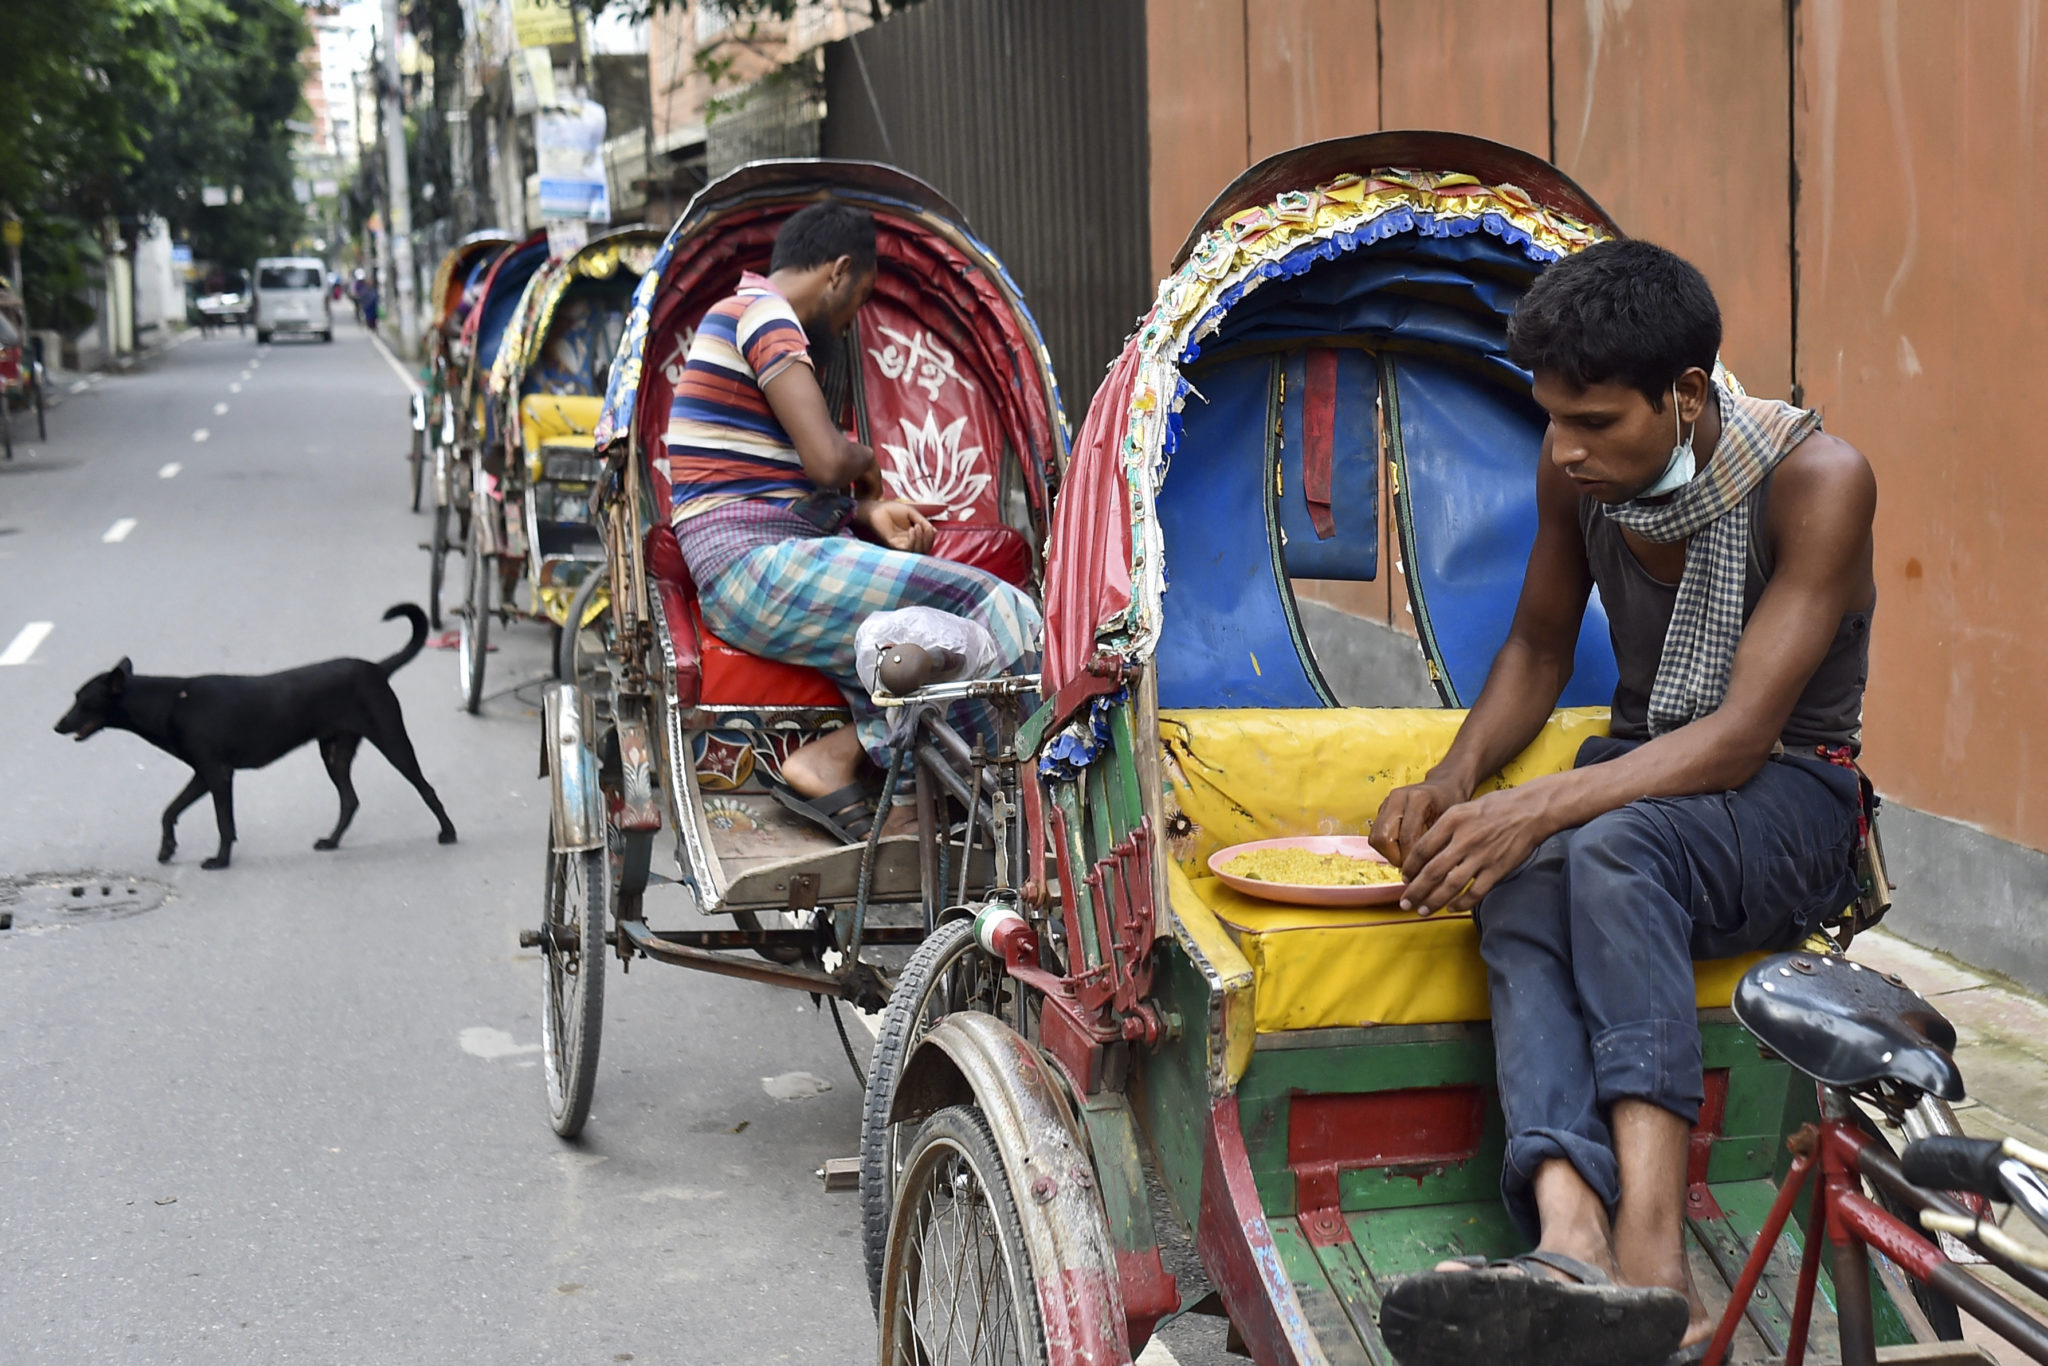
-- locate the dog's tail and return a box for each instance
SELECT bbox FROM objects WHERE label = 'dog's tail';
[378,604,430,676]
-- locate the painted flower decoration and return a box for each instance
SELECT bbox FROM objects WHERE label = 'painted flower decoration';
[879,410,991,521]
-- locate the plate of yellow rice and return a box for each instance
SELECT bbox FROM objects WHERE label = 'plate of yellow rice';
[1207,835,1406,907]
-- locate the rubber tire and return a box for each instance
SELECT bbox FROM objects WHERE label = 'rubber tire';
[459,516,490,714]
[32,372,45,440]
[860,916,1007,1311]
[409,424,426,513]
[880,1104,1048,1363]
[541,841,606,1139]
[2,395,12,461]
[555,563,610,683]
[321,330,333,343]
[428,501,451,630]
[256,329,271,345]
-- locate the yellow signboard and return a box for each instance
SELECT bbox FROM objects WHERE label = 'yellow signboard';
[512,0,577,48]
[1,220,21,248]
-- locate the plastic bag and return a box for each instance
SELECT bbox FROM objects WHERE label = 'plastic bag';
[855,606,1001,696]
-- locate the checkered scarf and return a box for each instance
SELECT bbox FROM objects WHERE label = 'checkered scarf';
[1604,384,1823,734]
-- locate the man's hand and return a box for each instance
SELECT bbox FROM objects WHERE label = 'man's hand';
[1369,776,1468,867]
[1393,784,1556,916]
[856,498,937,554]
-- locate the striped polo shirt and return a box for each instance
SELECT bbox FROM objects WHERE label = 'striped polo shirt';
[664,272,815,523]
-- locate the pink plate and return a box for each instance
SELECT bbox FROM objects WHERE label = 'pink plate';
[1207,835,1407,907]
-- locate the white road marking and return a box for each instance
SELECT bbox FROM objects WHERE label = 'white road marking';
[212,402,228,415]
[68,379,91,394]
[229,382,242,394]
[158,462,181,479]
[0,622,54,667]
[191,428,209,442]
[368,329,422,395]
[1136,1338,1183,1365]
[240,370,253,381]
[457,1026,540,1059]
[102,518,137,543]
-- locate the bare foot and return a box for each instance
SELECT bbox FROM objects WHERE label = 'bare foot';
[781,725,864,800]
[878,804,919,838]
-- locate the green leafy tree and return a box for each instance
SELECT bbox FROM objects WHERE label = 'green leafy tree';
[1,0,310,330]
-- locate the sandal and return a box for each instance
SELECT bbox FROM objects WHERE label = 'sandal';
[768,780,878,846]
[1378,1249,1689,1366]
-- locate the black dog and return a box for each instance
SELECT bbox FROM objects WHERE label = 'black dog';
[54,604,457,869]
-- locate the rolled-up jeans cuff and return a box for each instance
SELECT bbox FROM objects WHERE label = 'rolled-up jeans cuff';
[1592,1019,1704,1122]
[1502,1129,1622,1243]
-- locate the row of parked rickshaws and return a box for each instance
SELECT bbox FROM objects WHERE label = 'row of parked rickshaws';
[402,137,2030,1366]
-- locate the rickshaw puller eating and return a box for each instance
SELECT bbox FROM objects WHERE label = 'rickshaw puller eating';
[1371,241,1877,1366]
[665,202,1040,842]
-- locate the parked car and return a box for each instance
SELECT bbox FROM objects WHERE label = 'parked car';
[252,257,333,343]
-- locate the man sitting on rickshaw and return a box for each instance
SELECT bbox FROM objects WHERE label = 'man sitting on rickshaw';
[1371,241,1877,1366]
[667,201,1040,841]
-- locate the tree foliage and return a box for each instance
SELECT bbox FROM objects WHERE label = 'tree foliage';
[0,0,311,330]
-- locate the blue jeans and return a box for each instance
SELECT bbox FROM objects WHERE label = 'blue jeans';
[1476,738,1861,1239]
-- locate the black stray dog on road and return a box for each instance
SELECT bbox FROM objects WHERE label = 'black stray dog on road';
[53,604,458,869]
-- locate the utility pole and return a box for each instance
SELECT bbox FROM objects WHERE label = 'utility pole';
[379,0,418,356]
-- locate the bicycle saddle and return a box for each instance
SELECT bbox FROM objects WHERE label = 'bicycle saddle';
[1732,951,1965,1102]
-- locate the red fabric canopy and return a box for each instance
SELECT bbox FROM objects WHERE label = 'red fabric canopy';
[1040,343,1141,694]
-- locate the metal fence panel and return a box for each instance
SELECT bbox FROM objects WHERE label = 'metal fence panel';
[822,0,1150,398]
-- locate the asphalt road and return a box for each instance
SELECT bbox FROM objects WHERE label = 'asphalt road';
[0,324,883,1364]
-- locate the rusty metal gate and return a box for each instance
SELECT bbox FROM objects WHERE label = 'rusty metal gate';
[821,0,1150,398]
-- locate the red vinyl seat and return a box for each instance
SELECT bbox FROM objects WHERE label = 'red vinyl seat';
[645,524,846,710]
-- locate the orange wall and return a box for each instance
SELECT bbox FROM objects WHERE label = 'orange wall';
[1145,0,2048,851]
[1795,0,2048,849]
[1551,0,1793,396]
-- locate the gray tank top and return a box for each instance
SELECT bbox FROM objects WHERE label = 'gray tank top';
[1580,474,1872,752]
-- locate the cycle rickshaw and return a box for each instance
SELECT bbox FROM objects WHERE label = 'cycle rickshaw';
[412,229,512,513]
[1,280,47,460]
[864,132,2001,1365]
[529,157,1066,1204]
[427,229,547,632]
[453,225,662,713]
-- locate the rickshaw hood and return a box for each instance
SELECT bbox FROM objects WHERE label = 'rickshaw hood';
[1042,132,1622,700]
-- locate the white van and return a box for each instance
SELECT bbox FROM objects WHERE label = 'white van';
[252,257,332,343]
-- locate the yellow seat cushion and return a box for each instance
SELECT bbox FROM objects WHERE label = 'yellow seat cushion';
[1159,708,1767,1032]
[519,393,604,457]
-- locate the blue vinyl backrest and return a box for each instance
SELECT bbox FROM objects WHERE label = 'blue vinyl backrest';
[1155,352,1329,709]
[1154,227,1619,710]
[1275,347,1379,582]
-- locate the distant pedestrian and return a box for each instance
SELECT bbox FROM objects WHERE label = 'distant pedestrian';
[362,284,381,332]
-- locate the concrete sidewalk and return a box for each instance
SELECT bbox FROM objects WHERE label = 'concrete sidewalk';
[1849,928,2048,1363]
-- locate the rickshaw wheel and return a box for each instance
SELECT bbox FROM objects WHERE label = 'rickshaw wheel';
[428,502,451,630]
[880,1104,1048,1364]
[32,371,45,441]
[2,398,12,462]
[555,564,610,689]
[860,916,1011,1311]
[541,835,606,1139]
[458,522,490,714]
[408,426,425,512]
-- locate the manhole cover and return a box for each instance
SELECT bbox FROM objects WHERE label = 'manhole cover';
[0,874,169,932]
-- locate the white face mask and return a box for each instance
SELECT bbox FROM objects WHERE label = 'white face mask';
[1638,384,1699,498]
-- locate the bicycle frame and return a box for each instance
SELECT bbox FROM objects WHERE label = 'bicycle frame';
[1705,1088,2048,1366]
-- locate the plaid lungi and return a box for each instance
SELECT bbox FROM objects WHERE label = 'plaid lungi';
[697,536,1042,764]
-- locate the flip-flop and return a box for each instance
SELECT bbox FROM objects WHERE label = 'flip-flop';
[768,780,878,846]
[1378,1249,1689,1366]
[1661,1342,1711,1366]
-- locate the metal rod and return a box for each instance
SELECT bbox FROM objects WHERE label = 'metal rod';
[1858,1144,2048,1300]
[1831,1219,1877,1366]
[641,927,924,950]
[1703,1150,1813,1366]
[1782,1169,1829,1366]
[1926,1263,2048,1363]
[617,919,847,996]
